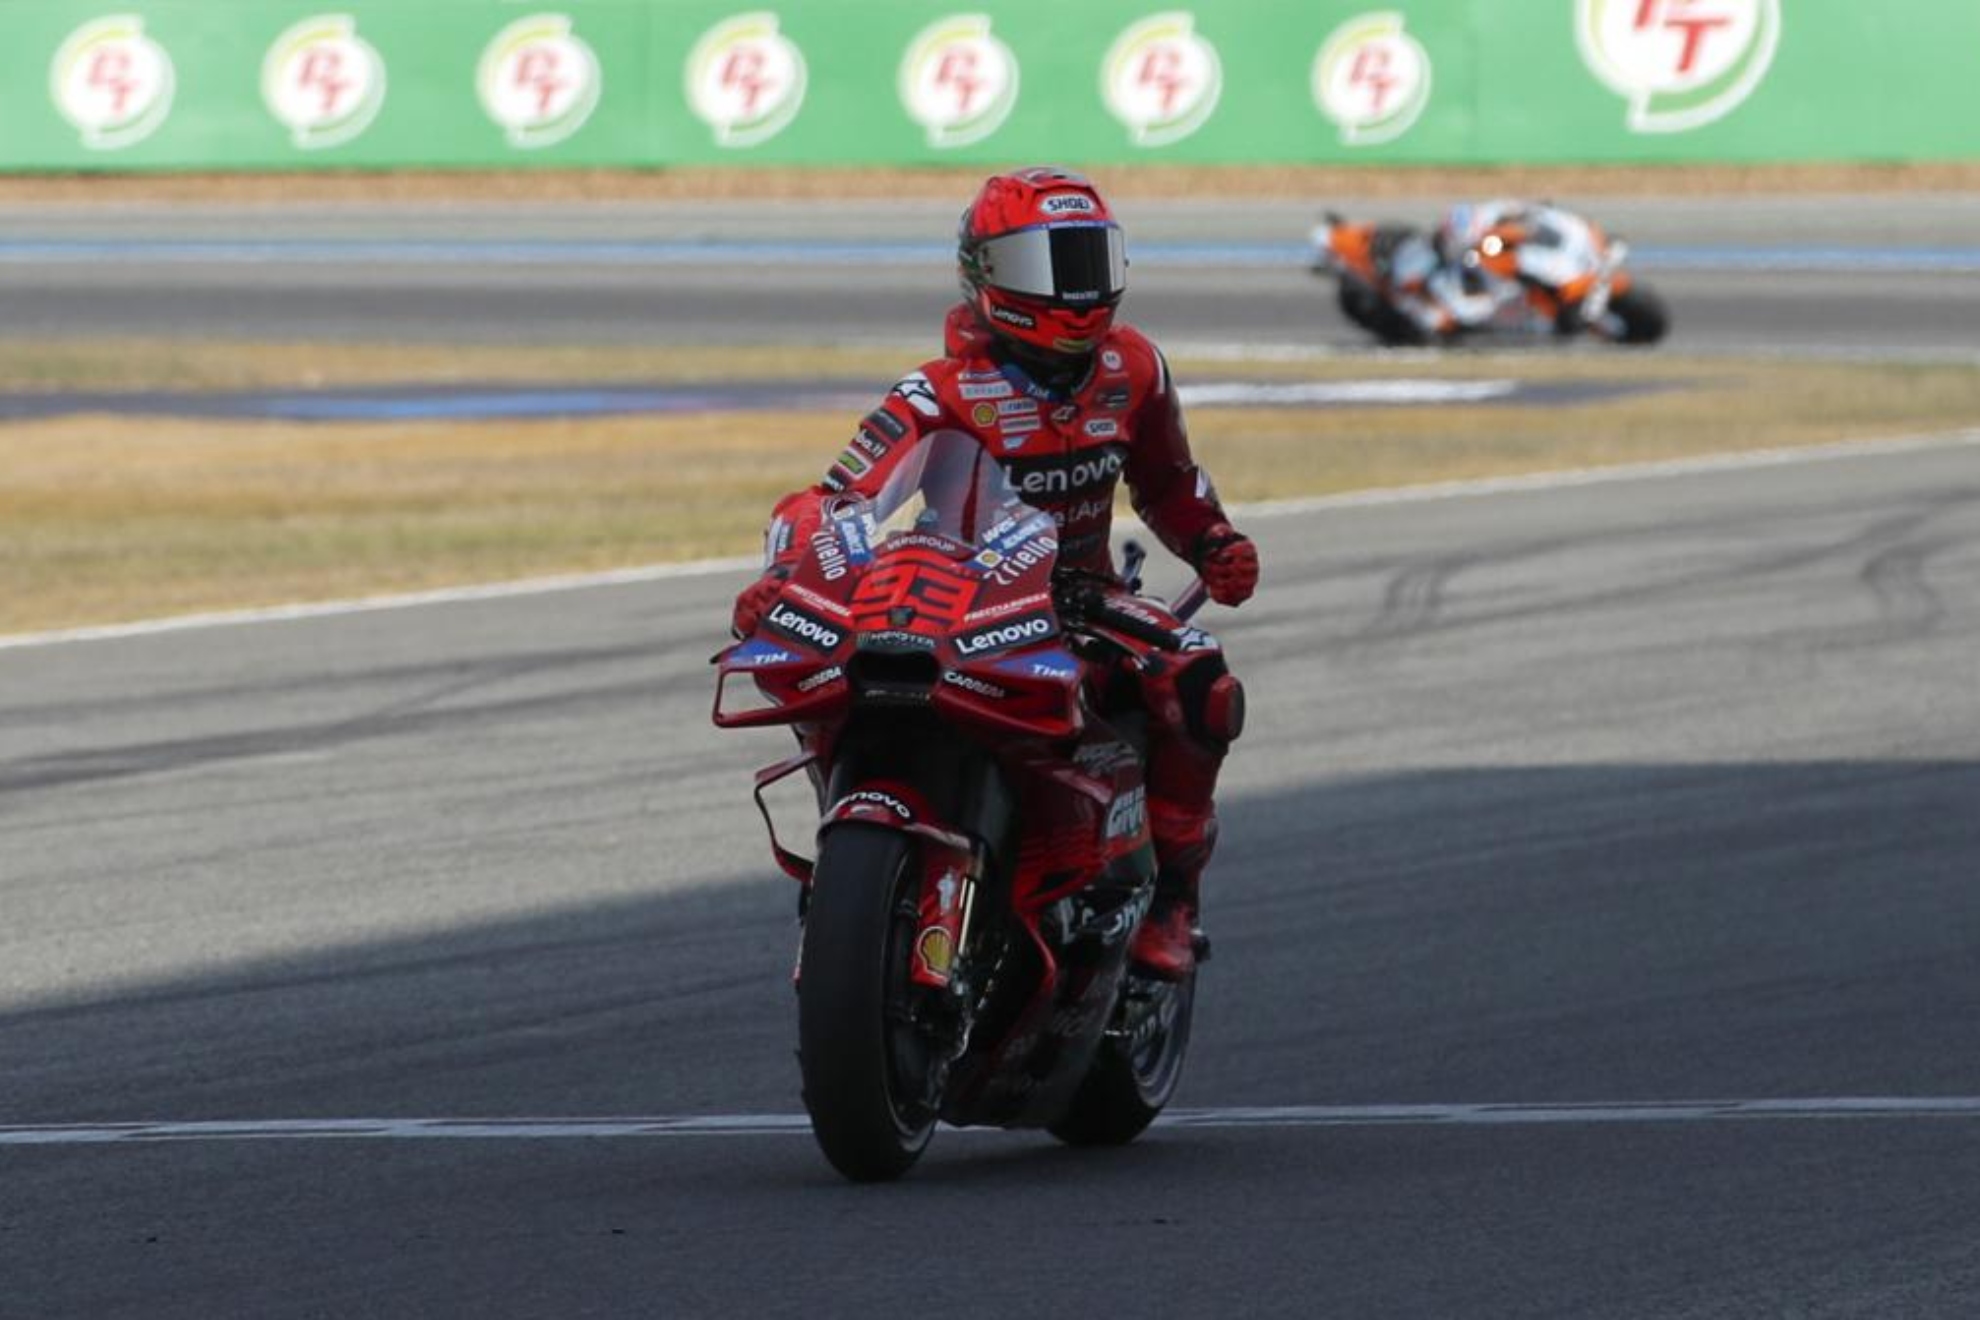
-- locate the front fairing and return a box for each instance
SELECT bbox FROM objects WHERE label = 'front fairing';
[713,433,1083,740]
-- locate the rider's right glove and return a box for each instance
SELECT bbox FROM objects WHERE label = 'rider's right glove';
[1195,524,1259,607]
[730,568,790,639]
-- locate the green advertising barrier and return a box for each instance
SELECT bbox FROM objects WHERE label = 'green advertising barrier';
[3,1,1977,171]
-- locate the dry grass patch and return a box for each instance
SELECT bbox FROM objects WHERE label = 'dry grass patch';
[2,411,839,632]
[4,356,1977,634]
[0,339,913,394]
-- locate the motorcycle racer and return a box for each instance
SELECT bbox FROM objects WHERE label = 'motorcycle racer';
[1425,198,1608,338]
[1313,198,1565,341]
[732,166,1257,979]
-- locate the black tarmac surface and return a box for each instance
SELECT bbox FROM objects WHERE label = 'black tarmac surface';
[6,438,1979,1317]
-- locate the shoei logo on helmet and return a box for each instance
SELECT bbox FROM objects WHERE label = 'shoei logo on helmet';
[1312,12,1433,147]
[686,12,808,147]
[261,15,387,150]
[898,15,1019,148]
[477,14,603,149]
[990,304,1037,330]
[1040,193,1098,217]
[1576,0,1780,133]
[50,16,176,149]
[1101,12,1223,147]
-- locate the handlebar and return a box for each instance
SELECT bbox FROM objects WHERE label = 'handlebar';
[1055,563,1205,654]
[1077,597,1186,652]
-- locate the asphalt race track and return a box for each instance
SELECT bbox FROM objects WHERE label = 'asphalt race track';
[4,194,1980,1317]
[2,195,1980,357]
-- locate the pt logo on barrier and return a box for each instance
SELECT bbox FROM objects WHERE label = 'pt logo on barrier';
[262,15,387,150]
[686,12,807,147]
[1576,0,1781,133]
[899,14,1019,149]
[1102,12,1222,148]
[478,14,602,149]
[50,15,175,150]
[1312,11,1433,147]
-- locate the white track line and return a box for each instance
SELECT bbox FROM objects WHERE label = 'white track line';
[6,1098,1980,1145]
[0,556,756,652]
[5,427,1976,654]
[1234,427,1980,520]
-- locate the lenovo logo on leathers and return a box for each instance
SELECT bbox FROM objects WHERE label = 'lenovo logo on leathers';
[1009,446,1126,497]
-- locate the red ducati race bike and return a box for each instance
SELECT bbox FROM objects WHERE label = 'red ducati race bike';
[713,436,1203,1181]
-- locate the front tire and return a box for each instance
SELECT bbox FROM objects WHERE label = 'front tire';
[1337,281,1428,347]
[1048,972,1196,1147]
[1604,284,1670,345]
[797,825,939,1181]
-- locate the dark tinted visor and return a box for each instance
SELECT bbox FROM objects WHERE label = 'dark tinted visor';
[976,224,1126,305]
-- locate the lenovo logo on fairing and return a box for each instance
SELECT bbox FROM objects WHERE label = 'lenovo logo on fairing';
[767,604,843,650]
[955,614,1052,656]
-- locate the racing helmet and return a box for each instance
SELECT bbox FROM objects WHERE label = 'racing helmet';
[957,167,1127,363]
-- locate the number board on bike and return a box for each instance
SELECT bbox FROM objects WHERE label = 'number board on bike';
[851,547,980,638]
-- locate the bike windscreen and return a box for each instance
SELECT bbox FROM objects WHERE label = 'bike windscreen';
[836,430,1056,563]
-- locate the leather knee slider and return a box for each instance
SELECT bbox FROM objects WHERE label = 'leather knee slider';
[1202,673,1246,744]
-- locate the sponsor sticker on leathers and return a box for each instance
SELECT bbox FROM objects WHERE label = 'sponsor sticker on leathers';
[864,407,910,441]
[891,372,941,418]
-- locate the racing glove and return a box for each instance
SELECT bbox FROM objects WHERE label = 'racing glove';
[1195,524,1259,607]
[730,568,790,639]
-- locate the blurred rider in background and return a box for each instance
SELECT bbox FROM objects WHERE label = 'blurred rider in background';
[731,166,1258,980]
[1315,197,1560,342]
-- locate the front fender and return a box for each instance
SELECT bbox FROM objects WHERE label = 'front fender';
[819,781,975,856]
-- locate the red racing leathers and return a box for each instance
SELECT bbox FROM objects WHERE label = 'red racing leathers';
[746,304,1250,971]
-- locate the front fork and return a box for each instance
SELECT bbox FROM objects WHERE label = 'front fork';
[908,851,977,990]
[753,747,986,989]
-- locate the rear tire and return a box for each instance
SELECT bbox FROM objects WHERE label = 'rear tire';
[1048,972,1196,1147]
[1606,284,1670,345]
[797,825,938,1182]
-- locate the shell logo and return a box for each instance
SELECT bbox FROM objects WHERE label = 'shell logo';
[1576,0,1781,133]
[898,15,1019,149]
[685,12,807,148]
[261,15,387,150]
[478,14,602,149]
[1101,12,1222,148]
[49,15,176,150]
[1312,12,1433,147]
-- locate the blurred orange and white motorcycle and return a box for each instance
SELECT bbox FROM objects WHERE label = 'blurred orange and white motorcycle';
[1310,203,1669,348]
